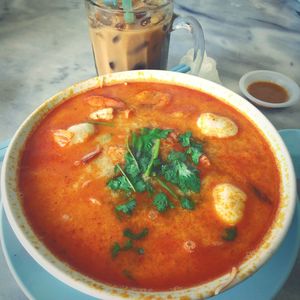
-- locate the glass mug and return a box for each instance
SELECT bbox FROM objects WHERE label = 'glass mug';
[85,0,205,75]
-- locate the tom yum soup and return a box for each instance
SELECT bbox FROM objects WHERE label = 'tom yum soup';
[19,82,280,291]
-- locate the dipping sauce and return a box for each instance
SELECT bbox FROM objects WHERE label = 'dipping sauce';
[247,81,288,103]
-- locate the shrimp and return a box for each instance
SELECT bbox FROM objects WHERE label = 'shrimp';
[130,90,171,108]
[87,95,125,109]
[53,123,95,147]
[52,129,74,147]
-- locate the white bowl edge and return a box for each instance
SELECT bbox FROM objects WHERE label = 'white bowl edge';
[1,70,297,300]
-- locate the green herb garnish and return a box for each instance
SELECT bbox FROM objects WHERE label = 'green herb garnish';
[187,142,203,165]
[115,199,136,215]
[222,227,237,241]
[178,131,192,147]
[126,136,140,171]
[122,269,135,280]
[111,240,133,258]
[107,128,203,216]
[155,177,179,200]
[108,129,171,194]
[108,174,132,192]
[122,239,133,250]
[111,228,149,258]
[162,151,200,193]
[132,128,172,161]
[111,242,121,258]
[143,139,160,179]
[108,127,207,262]
[123,228,149,240]
[179,131,203,164]
[153,192,175,212]
[124,152,150,193]
[124,154,140,179]
[116,164,136,192]
[180,197,196,210]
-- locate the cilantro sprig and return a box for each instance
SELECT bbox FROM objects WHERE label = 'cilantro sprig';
[179,131,203,164]
[111,228,149,258]
[153,192,175,213]
[143,139,160,179]
[155,178,195,212]
[155,177,179,200]
[126,136,140,170]
[123,228,149,240]
[107,128,203,215]
[108,128,170,195]
[180,197,196,210]
[116,164,136,192]
[115,199,136,215]
[107,128,207,263]
[111,242,122,258]
[161,150,200,193]
[131,128,172,175]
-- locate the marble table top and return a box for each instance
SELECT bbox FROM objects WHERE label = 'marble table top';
[0,0,299,299]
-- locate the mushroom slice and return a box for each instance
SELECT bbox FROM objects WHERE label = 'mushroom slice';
[67,123,95,145]
[197,113,238,138]
[213,183,246,226]
[89,108,114,121]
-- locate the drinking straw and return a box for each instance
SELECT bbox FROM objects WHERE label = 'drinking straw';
[104,0,118,7]
[122,0,135,24]
[170,64,191,73]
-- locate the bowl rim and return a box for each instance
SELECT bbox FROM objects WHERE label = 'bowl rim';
[1,70,297,300]
[239,69,300,108]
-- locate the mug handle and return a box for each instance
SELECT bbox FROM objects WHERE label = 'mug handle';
[169,16,205,75]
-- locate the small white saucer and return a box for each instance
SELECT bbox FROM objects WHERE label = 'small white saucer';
[239,70,300,108]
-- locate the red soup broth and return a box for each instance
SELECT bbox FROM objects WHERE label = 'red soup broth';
[18,82,280,291]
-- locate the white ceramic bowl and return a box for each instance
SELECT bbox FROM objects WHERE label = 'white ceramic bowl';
[1,70,297,299]
[239,70,300,108]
